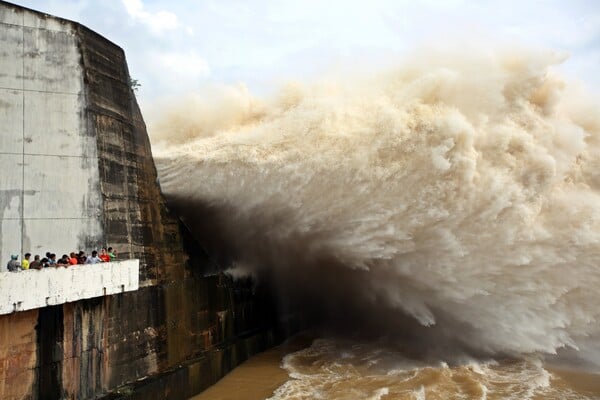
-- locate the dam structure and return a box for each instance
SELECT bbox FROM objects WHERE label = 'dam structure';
[0,2,281,399]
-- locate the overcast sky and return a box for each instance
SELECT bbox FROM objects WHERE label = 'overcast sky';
[13,0,600,109]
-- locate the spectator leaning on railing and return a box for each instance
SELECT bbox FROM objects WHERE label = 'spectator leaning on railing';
[22,253,31,270]
[86,251,102,264]
[6,255,20,272]
[47,253,57,266]
[57,255,69,266]
[68,252,78,265]
[99,248,110,263]
[108,247,117,261]
[30,255,43,270]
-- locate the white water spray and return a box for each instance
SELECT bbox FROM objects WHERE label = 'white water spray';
[151,48,600,364]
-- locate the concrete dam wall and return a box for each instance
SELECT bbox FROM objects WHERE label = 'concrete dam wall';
[0,2,281,399]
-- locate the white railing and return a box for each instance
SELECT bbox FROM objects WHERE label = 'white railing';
[0,259,139,315]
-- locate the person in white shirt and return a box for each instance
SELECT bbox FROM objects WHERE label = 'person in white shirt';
[86,250,103,264]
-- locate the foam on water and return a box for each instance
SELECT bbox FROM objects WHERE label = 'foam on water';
[265,338,597,400]
[151,48,600,366]
[413,386,425,400]
[369,387,389,400]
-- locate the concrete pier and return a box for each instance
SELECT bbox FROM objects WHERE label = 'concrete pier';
[0,260,139,315]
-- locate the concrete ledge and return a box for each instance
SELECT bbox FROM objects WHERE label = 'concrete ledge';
[0,259,139,315]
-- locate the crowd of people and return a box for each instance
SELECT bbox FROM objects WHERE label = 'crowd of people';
[6,247,117,272]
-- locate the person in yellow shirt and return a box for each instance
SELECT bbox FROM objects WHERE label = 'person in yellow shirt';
[22,253,31,270]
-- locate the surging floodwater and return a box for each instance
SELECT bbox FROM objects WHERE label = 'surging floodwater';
[267,338,599,399]
[150,49,600,399]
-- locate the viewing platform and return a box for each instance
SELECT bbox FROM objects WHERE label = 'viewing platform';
[0,260,139,315]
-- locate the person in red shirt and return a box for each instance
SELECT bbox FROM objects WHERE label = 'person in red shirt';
[68,252,78,265]
[99,247,110,263]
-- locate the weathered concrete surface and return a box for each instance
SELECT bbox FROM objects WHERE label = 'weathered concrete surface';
[0,2,284,400]
[0,309,38,400]
[0,0,103,267]
[0,260,139,315]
